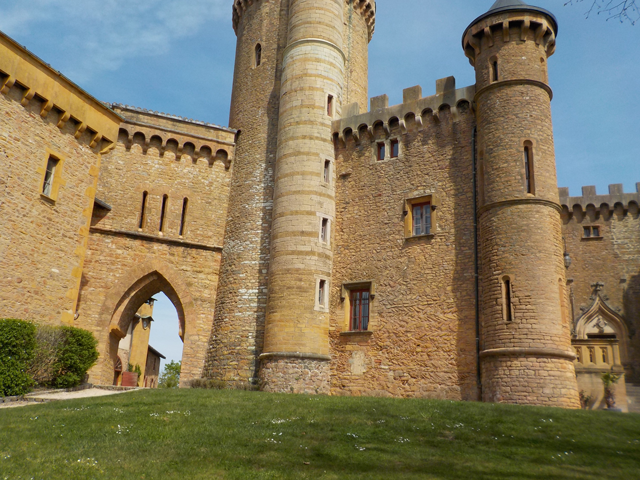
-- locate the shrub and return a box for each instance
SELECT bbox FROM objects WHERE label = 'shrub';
[27,325,65,387]
[0,319,36,396]
[190,378,227,390]
[52,327,99,389]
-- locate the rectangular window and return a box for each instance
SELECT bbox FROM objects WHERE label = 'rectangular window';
[320,218,329,243]
[159,195,168,232]
[390,139,399,158]
[350,290,370,331]
[318,280,326,306]
[377,142,385,161]
[503,278,513,322]
[412,203,431,236]
[492,61,499,82]
[327,95,334,117]
[42,156,59,197]
[323,160,331,184]
[583,226,601,238]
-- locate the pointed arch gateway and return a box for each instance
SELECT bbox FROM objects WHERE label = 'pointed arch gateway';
[92,259,197,387]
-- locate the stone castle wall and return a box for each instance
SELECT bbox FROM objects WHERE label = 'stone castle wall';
[561,185,640,382]
[330,82,478,400]
[76,107,234,386]
[0,33,120,326]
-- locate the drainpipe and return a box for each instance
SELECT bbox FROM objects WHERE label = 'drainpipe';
[472,126,482,399]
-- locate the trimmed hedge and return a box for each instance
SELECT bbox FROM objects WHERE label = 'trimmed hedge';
[0,320,99,394]
[0,319,37,397]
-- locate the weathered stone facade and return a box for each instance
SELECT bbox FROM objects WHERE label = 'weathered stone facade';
[2,1,639,410]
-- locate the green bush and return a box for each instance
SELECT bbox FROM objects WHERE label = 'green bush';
[159,361,181,389]
[27,325,65,387]
[52,326,99,389]
[0,319,36,397]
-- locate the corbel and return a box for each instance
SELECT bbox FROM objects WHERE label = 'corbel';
[143,138,150,155]
[483,27,494,48]
[367,125,374,140]
[40,100,53,118]
[177,144,184,160]
[74,122,87,139]
[502,21,510,42]
[57,111,71,129]
[351,129,360,145]
[0,76,15,95]
[535,24,547,46]
[399,118,408,135]
[520,19,530,42]
[90,133,103,149]
[20,88,35,107]
[382,122,390,136]
[415,114,424,130]
[99,140,116,155]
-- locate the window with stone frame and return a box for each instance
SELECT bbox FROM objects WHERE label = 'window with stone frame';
[42,156,59,197]
[583,226,601,238]
[390,138,399,158]
[377,142,386,161]
[350,289,370,332]
[404,194,438,239]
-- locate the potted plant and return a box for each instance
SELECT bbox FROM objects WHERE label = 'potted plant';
[122,363,142,387]
[601,370,622,410]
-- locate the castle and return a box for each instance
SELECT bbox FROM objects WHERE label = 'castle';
[0,0,639,411]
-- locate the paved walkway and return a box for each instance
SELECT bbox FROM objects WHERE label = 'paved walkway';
[0,387,137,409]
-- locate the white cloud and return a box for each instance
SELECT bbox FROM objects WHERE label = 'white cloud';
[0,0,229,81]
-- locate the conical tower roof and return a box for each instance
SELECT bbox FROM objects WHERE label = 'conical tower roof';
[463,0,558,45]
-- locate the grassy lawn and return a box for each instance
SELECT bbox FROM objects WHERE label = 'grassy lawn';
[0,390,639,479]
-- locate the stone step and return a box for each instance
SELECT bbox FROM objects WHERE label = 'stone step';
[626,384,640,414]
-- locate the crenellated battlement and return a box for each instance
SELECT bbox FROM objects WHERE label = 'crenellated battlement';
[332,76,474,143]
[462,6,557,66]
[232,0,376,40]
[559,184,640,214]
[111,104,235,168]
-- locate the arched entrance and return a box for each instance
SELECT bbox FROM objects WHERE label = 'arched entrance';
[91,259,198,387]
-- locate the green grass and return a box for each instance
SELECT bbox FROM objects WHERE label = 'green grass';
[1,390,639,479]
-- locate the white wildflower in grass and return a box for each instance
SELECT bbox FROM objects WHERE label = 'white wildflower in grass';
[395,437,410,443]
[266,438,281,444]
[354,445,366,451]
[115,424,131,435]
[150,413,160,417]
[347,433,358,438]
[376,420,385,424]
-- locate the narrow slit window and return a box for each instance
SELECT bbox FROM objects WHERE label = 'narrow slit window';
[327,95,334,117]
[159,194,168,232]
[492,60,499,82]
[601,348,608,364]
[377,142,386,161]
[575,348,582,363]
[324,160,331,184]
[42,156,59,197]
[524,145,535,194]
[139,191,148,229]
[589,348,595,364]
[318,280,326,307]
[412,203,431,236]
[255,44,262,67]
[321,218,329,243]
[179,198,188,236]
[390,139,399,158]
[503,278,513,322]
[350,289,370,331]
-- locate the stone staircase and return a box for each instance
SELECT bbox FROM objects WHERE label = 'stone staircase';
[627,383,640,414]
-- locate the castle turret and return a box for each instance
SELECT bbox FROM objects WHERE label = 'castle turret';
[259,0,349,394]
[463,0,580,407]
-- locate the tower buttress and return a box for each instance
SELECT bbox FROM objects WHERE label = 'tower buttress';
[463,0,580,408]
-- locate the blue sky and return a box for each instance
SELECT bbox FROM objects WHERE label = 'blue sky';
[1,0,638,369]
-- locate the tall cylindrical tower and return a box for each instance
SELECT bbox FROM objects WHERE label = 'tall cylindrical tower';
[203,0,289,385]
[463,0,580,408]
[259,0,347,394]
[343,0,375,112]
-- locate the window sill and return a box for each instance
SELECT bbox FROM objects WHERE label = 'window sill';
[40,193,56,205]
[340,331,373,337]
[405,233,435,241]
[582,236,603,241]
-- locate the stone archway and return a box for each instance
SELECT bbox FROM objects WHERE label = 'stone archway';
[90,259,197,387]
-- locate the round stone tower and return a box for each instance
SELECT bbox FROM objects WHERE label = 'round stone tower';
[205,1,375,389]
[463,0,580,408]
[259,0,375,394]
[203,0,290,385]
